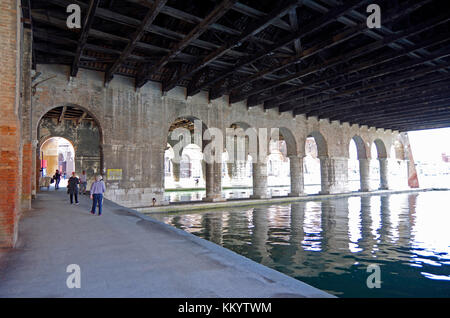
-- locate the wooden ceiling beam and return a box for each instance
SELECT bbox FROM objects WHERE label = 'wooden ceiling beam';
[58,106,67,124]
[272,53,450,112]
[202,0,370,99]
[71,0,100,77]
[240,14,450,105]
[165,0,300,95]
[105,0,167,83]
[318,91,450,120]
[290,67,450,116]
[222,0,428,101]
[136,0,239,88]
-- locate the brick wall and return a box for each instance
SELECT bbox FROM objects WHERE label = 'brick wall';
[0,0,22,247]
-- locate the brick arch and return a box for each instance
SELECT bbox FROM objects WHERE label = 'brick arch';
[278,127,298,157]
[350,135,368,160]
[34,103,104,144]
[307,131,328,158]
[373,138,388,159]
[392,140,406,160]
[167,115,209,149]
[36,105,104,178]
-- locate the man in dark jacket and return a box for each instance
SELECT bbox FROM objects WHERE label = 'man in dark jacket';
[67,172,80,205]
[53,170,61,190]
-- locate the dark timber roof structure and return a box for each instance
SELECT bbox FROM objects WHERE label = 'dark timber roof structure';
[22,0,450,131]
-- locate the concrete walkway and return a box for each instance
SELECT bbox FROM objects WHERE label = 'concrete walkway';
[0,188,331,298]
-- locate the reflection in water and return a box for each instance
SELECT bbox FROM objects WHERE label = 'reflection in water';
[152,191,450,297]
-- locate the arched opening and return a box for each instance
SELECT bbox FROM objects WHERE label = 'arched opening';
[165,117,223,202]
[390,140,408,189]
[39,137,75,189]
[349,136,369,192]
[371,139,389,190]
[37,105,103,191]
[267,138,290,197]
[348,139,360,192]
[267,127,298,197]
[226,122,256,199]
[304,131,328,194]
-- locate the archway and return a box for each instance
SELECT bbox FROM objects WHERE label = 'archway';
[371,139,389,190]
[267,127,299,197]
[39,137,75,189]
[37,105,103,191]
[390,140,408,189]
[165,117,223,202]
[348,139,360,191]
[226,122,257,198]
[304,131,328,194]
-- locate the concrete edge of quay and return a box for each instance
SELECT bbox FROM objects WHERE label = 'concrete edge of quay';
[134,188,450,214]
[106,198,335,298]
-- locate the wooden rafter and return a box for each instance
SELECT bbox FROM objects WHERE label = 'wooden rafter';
[24,0,450,131]
[136,0,239,88]
[164,0,300,94]
[104,0,167,83]
[71,0,100,77]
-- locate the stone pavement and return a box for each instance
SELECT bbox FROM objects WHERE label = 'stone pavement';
[0,188,331,298]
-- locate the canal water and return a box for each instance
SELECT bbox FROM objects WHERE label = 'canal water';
[151,191,450,297]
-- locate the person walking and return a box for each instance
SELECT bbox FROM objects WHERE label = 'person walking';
[80,170,88,195]
[90,175,106,216]
[53,170,61,190]
[67,172,80,205]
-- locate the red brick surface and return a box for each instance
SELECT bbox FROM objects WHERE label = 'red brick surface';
[0,0,21,247]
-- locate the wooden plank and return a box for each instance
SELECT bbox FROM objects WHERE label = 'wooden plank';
[58,106,67,124]
[200,0,368,98]
[71,0,100,77]
[136,0,239,88]
[164,0,300,94]
[105,0,167,83]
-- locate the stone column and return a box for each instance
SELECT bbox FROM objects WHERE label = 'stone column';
[172,162,180,182]
[359,158,370,192]
[289,156,304,197]
[203,162,224,202]
[319,157,330,195]
[251,162,271,199]
[379,158,389,190]
[320,157,349,194]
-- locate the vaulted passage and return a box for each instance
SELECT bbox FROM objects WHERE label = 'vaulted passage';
[3,0,450,300]
[37,105,104,190]
[0,0,441,251]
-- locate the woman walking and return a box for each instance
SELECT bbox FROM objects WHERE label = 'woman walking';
[90,175,106,216]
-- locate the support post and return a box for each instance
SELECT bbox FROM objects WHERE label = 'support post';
[379,158,390,190]
[359,158,370,192]
[288,155,304,196]
[251,162,271,199]
[203,162,225,202]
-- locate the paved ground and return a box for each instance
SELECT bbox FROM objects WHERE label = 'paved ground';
[0,188,331,298]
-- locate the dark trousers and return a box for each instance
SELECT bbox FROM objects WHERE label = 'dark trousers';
[55,179,60,189]
[91,194,103,215]
[70,191,78,204]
